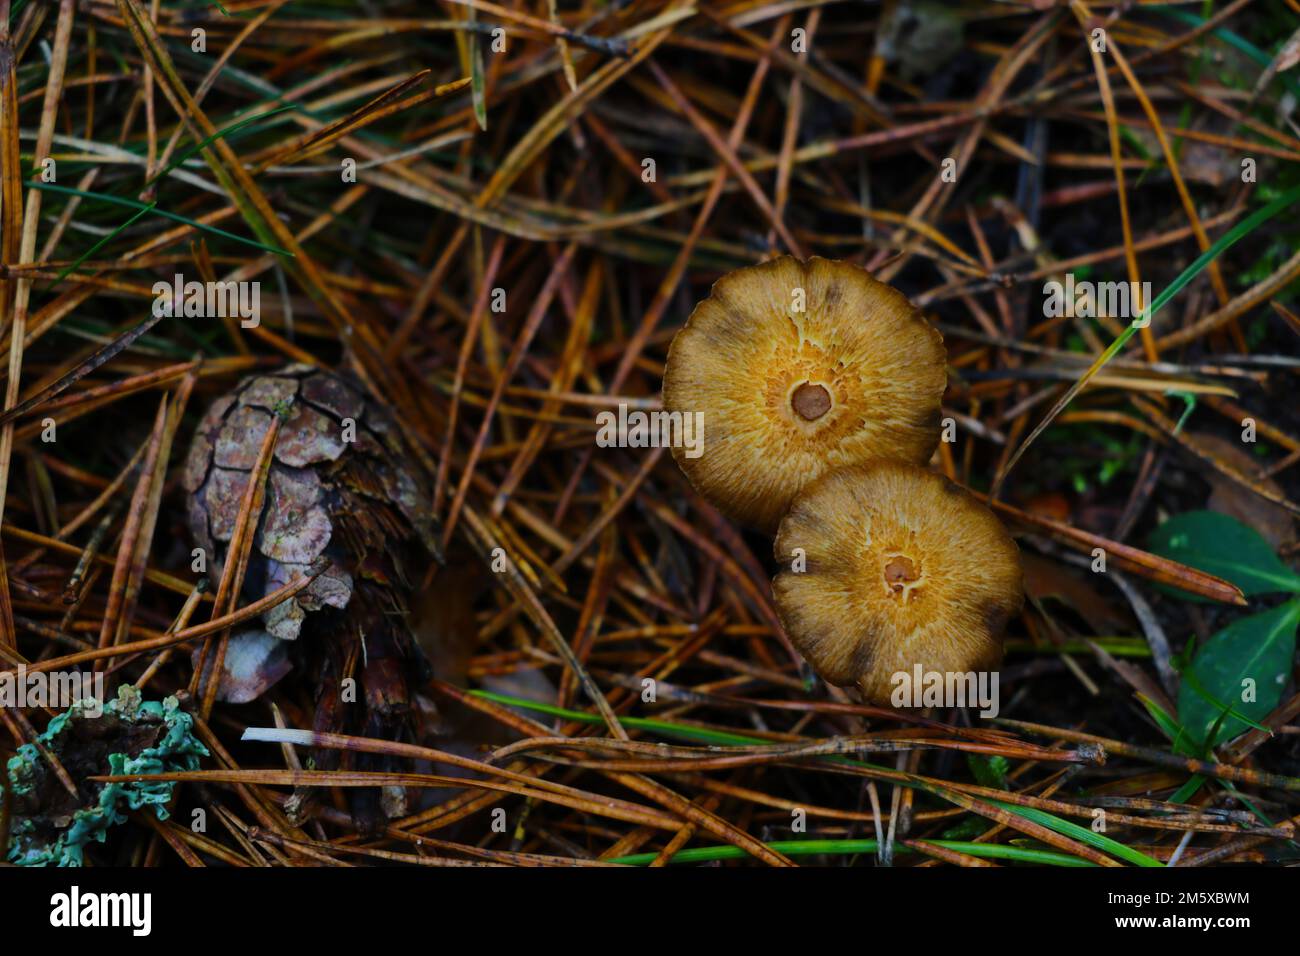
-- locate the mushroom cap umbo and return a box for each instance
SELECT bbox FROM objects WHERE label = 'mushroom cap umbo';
[772,461,1023,705]
[662,256,946,532]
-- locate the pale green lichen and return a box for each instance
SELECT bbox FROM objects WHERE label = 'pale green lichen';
[3,686,208,866]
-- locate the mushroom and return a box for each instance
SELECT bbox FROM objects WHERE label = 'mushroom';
[772,460,1023,705]
[662,255,947,531]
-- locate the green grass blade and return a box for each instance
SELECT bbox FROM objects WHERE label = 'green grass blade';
[995,182,1300,493]
[472,689,1160,867]
[989,801,1164,867]
[470,689,761,745]
[32,182,293,257]
[606,838,1096,866]
[143,102,297,191]
[39,103,297,289]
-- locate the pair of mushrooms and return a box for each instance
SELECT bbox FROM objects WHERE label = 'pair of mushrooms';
[662,257,1023,705]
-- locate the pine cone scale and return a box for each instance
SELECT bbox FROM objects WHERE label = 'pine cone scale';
[183,365,441,832]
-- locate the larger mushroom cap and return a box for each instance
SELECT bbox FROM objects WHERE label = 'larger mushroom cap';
[663,256,946,531]
[773,461,1023,706]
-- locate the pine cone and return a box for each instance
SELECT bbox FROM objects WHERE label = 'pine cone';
[182,364,442,832]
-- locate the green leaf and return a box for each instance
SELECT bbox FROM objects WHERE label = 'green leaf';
[967,753,1009,789]
[1148,510,1300,599]
[1177,599,1300,749]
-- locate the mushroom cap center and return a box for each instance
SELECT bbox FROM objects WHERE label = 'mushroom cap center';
[882,553,924,602]
[791,381,832,421]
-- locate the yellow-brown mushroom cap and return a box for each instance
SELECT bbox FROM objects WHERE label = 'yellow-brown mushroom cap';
[773,461,1023,706]
[662,256,946,531]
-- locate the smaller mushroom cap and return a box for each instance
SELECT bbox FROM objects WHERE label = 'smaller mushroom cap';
[662,256,946,531]
[773,461,1023,705]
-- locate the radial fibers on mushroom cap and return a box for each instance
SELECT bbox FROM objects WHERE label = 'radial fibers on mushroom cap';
[773,460,1023,706]
[662,256,946,531]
